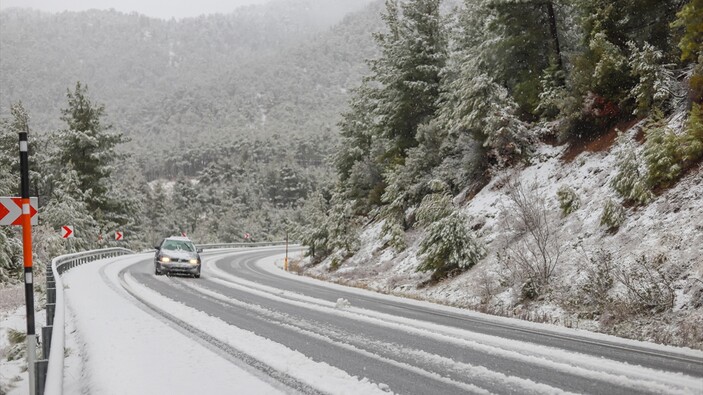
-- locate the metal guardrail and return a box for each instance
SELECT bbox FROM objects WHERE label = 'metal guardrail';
[43,248,134,395]
[197,241,289,250]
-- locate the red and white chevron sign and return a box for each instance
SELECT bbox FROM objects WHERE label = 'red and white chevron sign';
[61,226,74,239]
[0,197,38,226]
[115,231,124,241]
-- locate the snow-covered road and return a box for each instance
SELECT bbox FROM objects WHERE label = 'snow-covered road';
[25,247,703,394]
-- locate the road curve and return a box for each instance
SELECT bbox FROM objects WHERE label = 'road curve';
[123,247,703,395]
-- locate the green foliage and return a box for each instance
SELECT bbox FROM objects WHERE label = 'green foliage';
[485,0,562,118]
[672,0,703,63]
[555,185,580,216]
[611,133,653,206]
[627,41,676,116]
[644,110,703,190]
[415,180,453,227]
[600,198,626,232]
[563,0,683,140]
[439,69,531,169]
[537,63,570,120]
[6,329,26,361]
[371,0,447,162]
[417,212,485,280]
[57,82,126,217]
[294,191,332,263]
[382,220,407,252]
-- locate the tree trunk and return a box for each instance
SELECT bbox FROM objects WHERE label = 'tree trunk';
[545,1,563,70]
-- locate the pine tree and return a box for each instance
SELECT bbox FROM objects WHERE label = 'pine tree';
[485,0,565,116]
[417,211,485,280]
[0,116,21,283]
[57,82,126,217]
[40,164,100,253]
[335,0,447,216]
[372,0,447,162]
[672,0,703,103]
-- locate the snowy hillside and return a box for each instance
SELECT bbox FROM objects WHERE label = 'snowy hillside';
[304,118,703,349]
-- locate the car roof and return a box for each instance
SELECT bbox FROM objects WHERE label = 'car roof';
[164,236,193,242]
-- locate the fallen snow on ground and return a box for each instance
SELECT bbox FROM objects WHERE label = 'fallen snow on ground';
[305,134,703,348]
[15,252,390,395]
[58,254,283,395]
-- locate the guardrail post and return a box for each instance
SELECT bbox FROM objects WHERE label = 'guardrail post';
[35,359,48,395]
[47,287,55,305]
[41,326,52,359]
[46,303,55,327]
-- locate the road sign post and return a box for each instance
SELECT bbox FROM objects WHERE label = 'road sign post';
[18,131,36,395]
[284,230,289,271]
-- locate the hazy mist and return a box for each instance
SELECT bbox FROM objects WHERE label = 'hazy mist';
[0,0,273,19]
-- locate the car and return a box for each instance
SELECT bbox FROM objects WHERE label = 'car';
[154,236,203,278]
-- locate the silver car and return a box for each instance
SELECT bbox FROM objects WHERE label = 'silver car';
[154,236,202,278]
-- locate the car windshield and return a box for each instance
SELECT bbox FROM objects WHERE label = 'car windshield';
[162,240,195,252]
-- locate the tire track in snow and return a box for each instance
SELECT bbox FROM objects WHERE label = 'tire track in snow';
[196,258,701,395]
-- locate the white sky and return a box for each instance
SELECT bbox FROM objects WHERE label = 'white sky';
[0,0,272,19]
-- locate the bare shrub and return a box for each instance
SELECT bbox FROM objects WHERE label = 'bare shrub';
[499,181,566,297]
[476,269,498,305]
[614,253,676,314]
[287,259,306,275]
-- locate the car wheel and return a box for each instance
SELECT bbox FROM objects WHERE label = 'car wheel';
[194,272,200,279]
[155,265,161,275]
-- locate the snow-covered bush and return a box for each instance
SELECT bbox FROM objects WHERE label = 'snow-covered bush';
[643,111,703,190]
[614,254,676,314]
[382,220,406,252]
[611,133,653,206]
[600,198,625,233]
[416,212,485,280]
[627,41,677,116]
[537,64,570,120]
[415,191,452,228]
[555,185,580,216]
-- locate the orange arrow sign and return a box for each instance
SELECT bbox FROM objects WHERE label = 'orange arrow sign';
[61,226,74,239]
[0,197,38,226]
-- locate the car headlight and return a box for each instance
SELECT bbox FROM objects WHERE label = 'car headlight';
[160,256,171,263]
[189,259,198,265]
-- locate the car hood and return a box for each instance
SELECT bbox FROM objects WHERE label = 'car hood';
[160,250,198,260]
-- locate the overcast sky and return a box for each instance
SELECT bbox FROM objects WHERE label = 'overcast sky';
[0,0,272,19]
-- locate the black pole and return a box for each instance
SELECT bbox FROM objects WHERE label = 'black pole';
[19,131,37,394]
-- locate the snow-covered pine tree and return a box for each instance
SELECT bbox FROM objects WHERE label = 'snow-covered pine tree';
[56,82,126,218]
[37,163,100,255]
[611,132,653,206]
[672,0,703,104]
[0,114,21,284]
[627,41,678,116]
[373,0,447,162]
[484,0,565,116]
[294,190,331,262]
[417,211,485,280]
